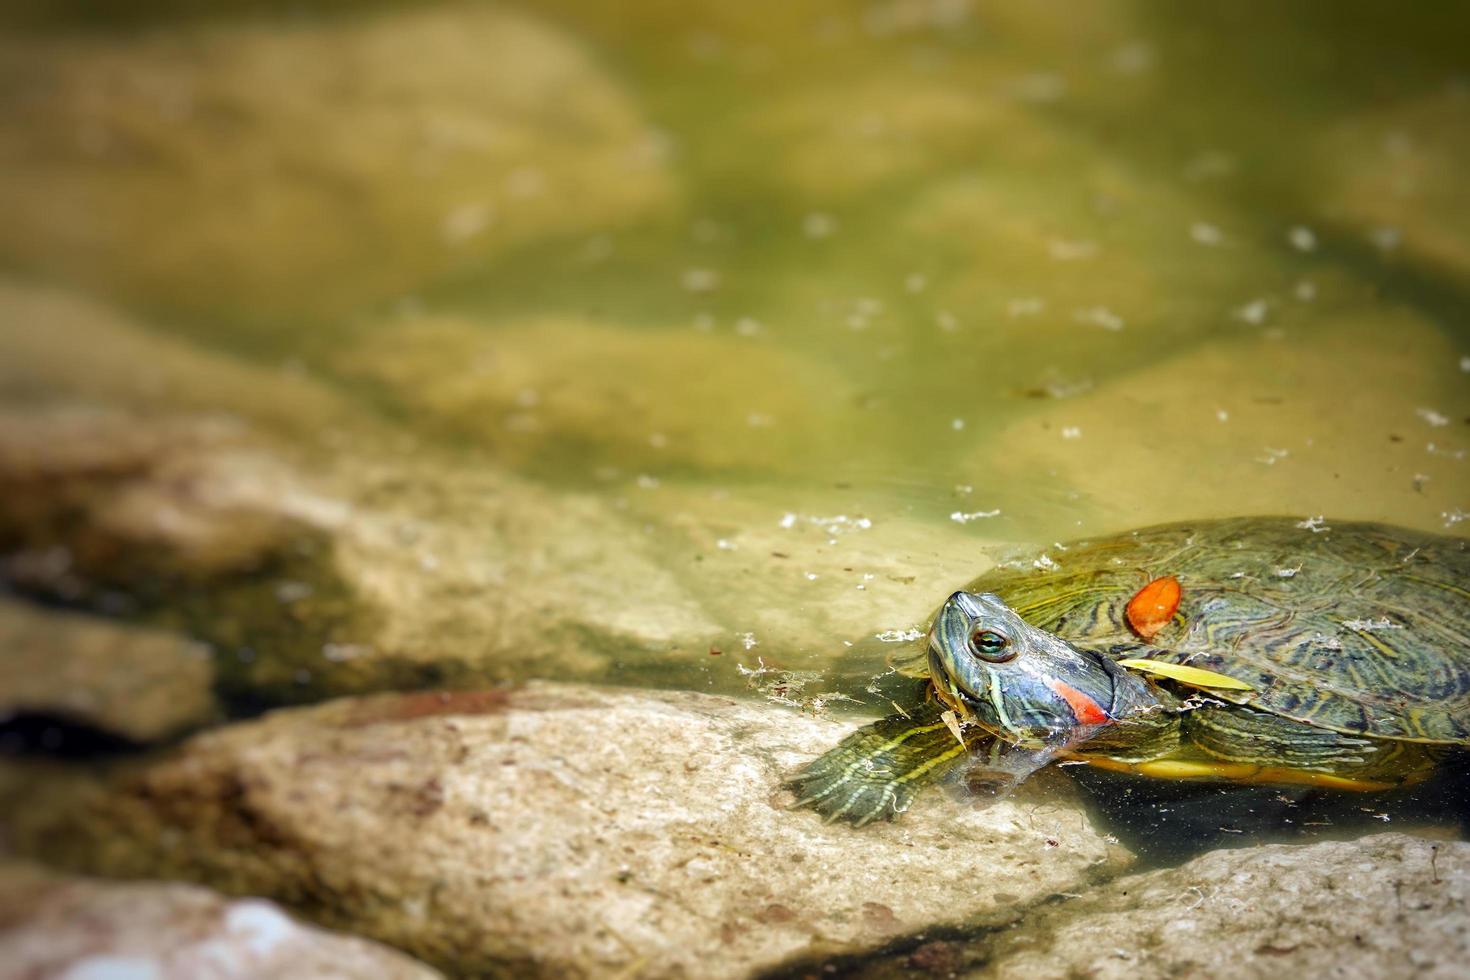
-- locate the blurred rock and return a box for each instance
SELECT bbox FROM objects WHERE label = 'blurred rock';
[0,3,674,317]
[0,399,724,707]
[337,314,858,475]
[1312,90,1470,279]
[963,833,1469,980]
[976,310,1470,534]
[0,599,215,742]
[10,683,1128,979]
[0,862,443,979]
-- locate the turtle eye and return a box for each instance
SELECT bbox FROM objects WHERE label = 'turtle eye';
[969,629,1015,662]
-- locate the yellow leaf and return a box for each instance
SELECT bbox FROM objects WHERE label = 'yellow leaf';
[1118,658,1254,691]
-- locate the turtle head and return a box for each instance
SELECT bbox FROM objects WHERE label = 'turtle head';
[928,591,1117,744]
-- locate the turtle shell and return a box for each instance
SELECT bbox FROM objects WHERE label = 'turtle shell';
[895,517,1470,745]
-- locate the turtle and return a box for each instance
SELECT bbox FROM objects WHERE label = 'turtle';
[787,516,1470,826]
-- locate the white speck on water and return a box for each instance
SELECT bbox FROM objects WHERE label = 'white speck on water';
[505,166,546,198]
[1427,442,1467,460]
[1460,356,1470,373]
[1012,72,1066,102]
[950,509,1001,523]
[1444,509,1468,528]
[779,513,873,535]
[1287,225,1318,252]
[739,632,759,650]
[1294,279,1317,302]
[682,267,720,292]
[441,201,496,244]
[225,899,299,957]
[58,957,162,980]
[1369,226,1401,252]
[804,572,819,581]
[1061,426,1082,440]
[1033,553,1060,571]
[951,418,965,431]
[803,211,838,238]
[954,483,974,495]
[1215,409,1230,422]
[1257,447,1289,465]
[1275,565,1302,578]
[1183,150,1236,182]
[1189,222,1224,246]
[1234,298,1269,324]
[1296,515,1330,533]
[1416,407,1450,427]
[875,628,925,643]
[1049,238,1097,261]
[636,474,660,489]
[734,317,762,336]
[1109,41,1156,74]
[1007,297,1046,316]
[1074,306,1125,331]
[936,310,959,331]
[716,538,736,550]
[904,272,928,293]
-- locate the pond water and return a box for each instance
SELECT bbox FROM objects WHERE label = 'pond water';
[0,1,1468,977]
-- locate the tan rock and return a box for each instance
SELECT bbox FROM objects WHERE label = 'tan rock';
[0,4,673,317]
[13,683,1131,979]
[1313,89,1470,279]
[975,310,1470,536]
[965,833,1470,980]
[0,599,215,741]
[337,314,859,475]
[0,862,443,979]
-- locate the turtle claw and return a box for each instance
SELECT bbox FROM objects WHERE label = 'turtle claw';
[784,704,974,826]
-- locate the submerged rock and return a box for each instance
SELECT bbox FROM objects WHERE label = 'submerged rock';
[976,311,1470,535]
[0,3,673,318]
[11,682,1130,978]
[0,862,443,979]
[0,599,215,742]
[337,314,860,475]
[962,833,1469,980]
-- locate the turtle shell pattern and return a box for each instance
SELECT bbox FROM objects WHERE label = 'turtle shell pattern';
[895,517,1470,745]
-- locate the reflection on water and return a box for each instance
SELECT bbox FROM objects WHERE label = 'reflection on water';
[0,0,1468,975]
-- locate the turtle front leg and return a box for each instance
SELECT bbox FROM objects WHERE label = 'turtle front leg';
[785,702,986,825]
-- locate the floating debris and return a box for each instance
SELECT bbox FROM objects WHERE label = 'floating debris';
[1074,306,1125,331]
[1416,407,1450,427]
[779,513,873,535]
[1342,617,1402,632]
[875,628,925,643]
[1234,298,1270,325]
[1189,222,1224,246]
[1296,516,1330,533]
[1287,225,1318,252]
[950,509,1001,523]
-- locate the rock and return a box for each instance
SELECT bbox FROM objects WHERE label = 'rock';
[974,310,1470,536]
[10,683,1131,978]
[0,599,215,742]
[336,314,859,475]
[963,833,1470,980]
[0,4,673,318]
[0,862,443,979]
[1310,90,1470,280]
[0,280,359,440]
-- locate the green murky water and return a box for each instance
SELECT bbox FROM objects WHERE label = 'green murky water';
[1,0,1468,975]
